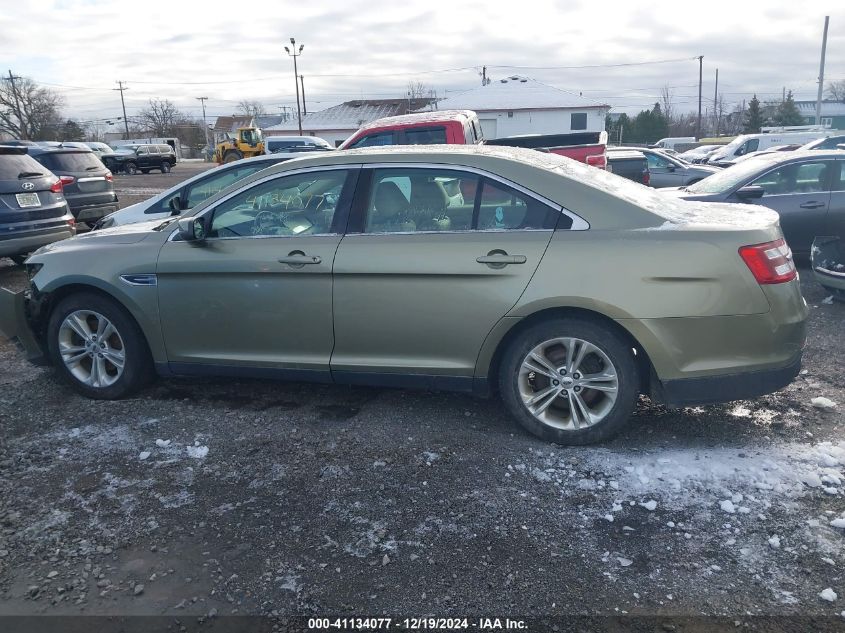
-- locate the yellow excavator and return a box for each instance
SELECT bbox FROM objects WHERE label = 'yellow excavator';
[214,127,265,163]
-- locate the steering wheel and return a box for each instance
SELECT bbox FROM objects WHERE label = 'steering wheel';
[252,209,287,236]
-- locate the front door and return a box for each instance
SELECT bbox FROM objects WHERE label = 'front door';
[331,166,562,382]
[644,152,683,188]
[743,159,834,254]
[156,167,356,374]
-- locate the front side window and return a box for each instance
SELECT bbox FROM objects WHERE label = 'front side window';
[350,132,394,148]
[209,170,348,238]
[137,147,149,155]
[362,168,559,234]
[750,161,832,196]
[646,153,672,169]
[571,113,587,130]
[404,126,447,145]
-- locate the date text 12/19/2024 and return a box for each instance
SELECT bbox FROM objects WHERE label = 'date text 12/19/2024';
[307,618,528,630]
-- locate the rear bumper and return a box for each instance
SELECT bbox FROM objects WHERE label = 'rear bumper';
[0,288,46,363]
[658,352,802,407]
[71,201,119,222]
[0,226,75,257]
[811,236,845,298]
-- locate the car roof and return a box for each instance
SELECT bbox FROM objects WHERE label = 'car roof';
[27,146,95,155]
[736,148,845,165]
[354,109,476,133]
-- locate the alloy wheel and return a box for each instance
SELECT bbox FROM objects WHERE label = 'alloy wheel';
[57,310,126,388]
[517,337,619,430]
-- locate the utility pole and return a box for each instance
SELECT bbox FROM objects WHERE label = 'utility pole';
[196,96,210,159]
[284,38,304,135]
[300,75,306,116]
[696,56,703,140]
[713,68,719,136]
[816,15,830,126]
[114,81,130,139]
[5,70,26,139]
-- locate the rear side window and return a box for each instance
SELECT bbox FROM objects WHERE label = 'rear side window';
[0,153,47,179]
[404,126,447,145]
[751,161,832,195]
[350,132,394,148]
[476,179,560,230]
[33,152,103,172]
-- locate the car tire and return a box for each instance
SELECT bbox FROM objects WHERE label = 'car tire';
[140,169,150,174]
[125,162,138,175]
[47,292,154,399]
[498,318,639,445]
[223,151,243,163]
[161,162,172,174]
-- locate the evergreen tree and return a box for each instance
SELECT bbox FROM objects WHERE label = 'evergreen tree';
[61,119,85,141]
[743,95,763,133]
[773,90,804,126]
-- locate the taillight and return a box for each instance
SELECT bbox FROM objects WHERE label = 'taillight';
[60,175,76,186]
[586,154,607,169]
[105,171,113,182]
[49,179,63,193]
[642,170,650,186]
[739,238,797,284]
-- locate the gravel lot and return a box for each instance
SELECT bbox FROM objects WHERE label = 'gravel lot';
[0,163,843,628]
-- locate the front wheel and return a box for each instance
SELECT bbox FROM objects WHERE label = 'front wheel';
[223,151,243,163]
[124,162,138,175]
[161,161,172,173]
[47,293,154,399]
[499,318,639,445]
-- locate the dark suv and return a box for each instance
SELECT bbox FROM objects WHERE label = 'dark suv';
[0,146,75,264]
[102,144,176,175]
[27,147,119,227]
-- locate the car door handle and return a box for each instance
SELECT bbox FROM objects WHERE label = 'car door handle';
[799,201,826,209]
[278,252,322,266]
[476,253,527,266]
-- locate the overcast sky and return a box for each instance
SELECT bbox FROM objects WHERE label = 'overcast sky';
[2,0,844,126]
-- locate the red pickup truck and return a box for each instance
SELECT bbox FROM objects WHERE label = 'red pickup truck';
[339,109,607,168]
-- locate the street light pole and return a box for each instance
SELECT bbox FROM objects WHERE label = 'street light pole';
[284,38,304,135]
[196,96,210,160]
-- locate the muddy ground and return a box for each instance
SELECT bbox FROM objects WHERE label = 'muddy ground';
[0,164,843,631]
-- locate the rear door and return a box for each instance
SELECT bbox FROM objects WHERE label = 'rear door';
[331,165,565,384]
[742,158,834,253]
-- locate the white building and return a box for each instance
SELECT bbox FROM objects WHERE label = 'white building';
[436,75,609,140]
[263,98,438,147]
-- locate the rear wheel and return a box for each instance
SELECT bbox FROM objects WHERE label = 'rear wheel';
[499,318,639,445]
[161,161,172,173]
[47,292,154,399]
[125,162,138,175]
[223,150,243,163]
[140,169,150,174]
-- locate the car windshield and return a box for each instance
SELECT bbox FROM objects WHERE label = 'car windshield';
[685,155,782,194]
[114,146,137,154]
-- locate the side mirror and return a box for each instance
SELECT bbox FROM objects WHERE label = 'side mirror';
[736,185,765,200]
[168,196,184,214]
[177,216,207,241]
[667,164,676,172]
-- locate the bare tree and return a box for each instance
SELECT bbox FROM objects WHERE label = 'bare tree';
[660,85,674,123]
[407,81,432,99]
[0,75,64,140]
[138,99,182,136]
[237,100,266,118]
[826,80,845,103]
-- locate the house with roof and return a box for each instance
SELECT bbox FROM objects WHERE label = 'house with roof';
[262,98,437,146]
[436,75,609,140]
[795,100,845,130]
